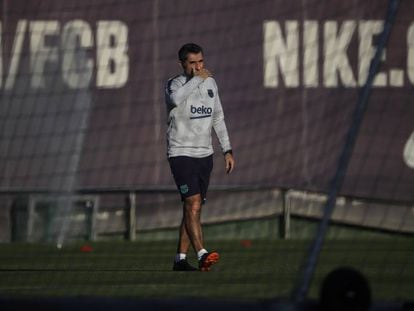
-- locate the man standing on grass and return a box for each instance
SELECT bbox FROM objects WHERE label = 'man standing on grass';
[165,43,235,272]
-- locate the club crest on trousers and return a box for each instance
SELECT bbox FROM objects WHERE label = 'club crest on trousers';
[180,184,189,194]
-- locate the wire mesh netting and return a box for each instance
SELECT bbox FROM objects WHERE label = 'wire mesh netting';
[0,0,413,308]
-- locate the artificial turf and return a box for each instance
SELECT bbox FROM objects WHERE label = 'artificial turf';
[0,238,412,302]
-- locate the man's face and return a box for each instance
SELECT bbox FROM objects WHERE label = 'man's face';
[181,52,204,77]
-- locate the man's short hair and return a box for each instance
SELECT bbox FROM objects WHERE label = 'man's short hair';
[178,43,203,62]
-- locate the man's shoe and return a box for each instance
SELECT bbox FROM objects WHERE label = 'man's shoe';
[198,251,219,271]
[173,259,198,271]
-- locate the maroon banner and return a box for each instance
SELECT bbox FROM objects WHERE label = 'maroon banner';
[1,0,413,201]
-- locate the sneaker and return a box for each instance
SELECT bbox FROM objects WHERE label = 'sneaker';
[198,251,219,271]
[173,259,198,271]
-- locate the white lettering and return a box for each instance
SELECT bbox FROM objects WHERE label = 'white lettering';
[1,19,129,90]
[4,20,27,90]
[96,21,129,88]
[61,20,94,89]
[403,131,414,169]
[30,21,60,88]
[303,21,319,87]
[358,21,387,87]
[408,22,414,85]
[389,69,404,87]
[323,21,357,87]
[263,21,299,88]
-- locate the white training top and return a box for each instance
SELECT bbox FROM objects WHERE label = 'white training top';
[165,74,232,158]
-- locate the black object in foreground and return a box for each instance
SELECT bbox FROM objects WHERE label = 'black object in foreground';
[320,267,371,311]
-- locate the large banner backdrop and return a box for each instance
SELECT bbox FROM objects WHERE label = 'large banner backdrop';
[1,0,413,202]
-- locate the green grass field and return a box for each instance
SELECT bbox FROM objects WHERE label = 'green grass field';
[0,237,413,303]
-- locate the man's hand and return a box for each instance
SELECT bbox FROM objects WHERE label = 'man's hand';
[224,153,235,174]
[193,68,212,80]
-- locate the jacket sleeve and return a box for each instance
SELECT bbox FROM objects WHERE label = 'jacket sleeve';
[212,80,232,154]
[165,76,204,107]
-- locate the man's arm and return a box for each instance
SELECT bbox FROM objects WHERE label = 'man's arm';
[166,69,211,107]
[212,81,235,174]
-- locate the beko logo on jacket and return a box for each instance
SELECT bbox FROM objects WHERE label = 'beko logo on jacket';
[190,105,212,119]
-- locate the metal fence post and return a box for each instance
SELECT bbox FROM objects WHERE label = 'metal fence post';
[128,192,136,241]
[27,196,36,242]
[280,189,291,239]
[87,197,99,241]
